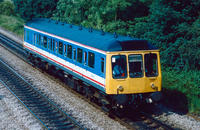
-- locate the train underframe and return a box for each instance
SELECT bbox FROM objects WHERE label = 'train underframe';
[28,53,162,116]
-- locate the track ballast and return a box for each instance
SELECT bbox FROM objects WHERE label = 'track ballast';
[0,59,86,130]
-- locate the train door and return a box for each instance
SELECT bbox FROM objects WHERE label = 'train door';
[72,47,77,70]
[81,51,87,77]
[99,56,105,85]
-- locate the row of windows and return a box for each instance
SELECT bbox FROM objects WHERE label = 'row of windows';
[30,33,104,72]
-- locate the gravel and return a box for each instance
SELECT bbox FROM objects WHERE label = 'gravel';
[0,27,200,130]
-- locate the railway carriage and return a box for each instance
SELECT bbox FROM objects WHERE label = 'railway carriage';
[24,18,162,115]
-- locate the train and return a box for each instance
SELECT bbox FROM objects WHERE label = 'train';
[24,18,162,116]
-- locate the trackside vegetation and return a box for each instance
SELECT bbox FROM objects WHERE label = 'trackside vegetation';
[0,0,199,115]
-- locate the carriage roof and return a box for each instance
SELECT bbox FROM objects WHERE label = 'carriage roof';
[25,18,158,52]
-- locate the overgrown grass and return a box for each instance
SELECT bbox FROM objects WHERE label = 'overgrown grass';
[0,14,24,37]
[162,69,200,115]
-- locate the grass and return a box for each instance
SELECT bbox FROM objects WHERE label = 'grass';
[0,14,24,37]
[162,69,200,115]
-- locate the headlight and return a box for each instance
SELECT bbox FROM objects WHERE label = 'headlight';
[118,85,123,91]
[150,83,155,89]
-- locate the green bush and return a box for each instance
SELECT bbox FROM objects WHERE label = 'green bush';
[0,1,15,15]
[162,69,200,115]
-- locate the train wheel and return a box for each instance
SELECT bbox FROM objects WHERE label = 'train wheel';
[115,107,124,117]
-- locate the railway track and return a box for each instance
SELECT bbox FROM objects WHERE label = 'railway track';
[0,59,86,130]
[0,33,178,129]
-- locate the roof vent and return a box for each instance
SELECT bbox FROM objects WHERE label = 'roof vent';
[65,21,68,24]
[89,27,93,32]
[79,25,82,30]
[48,19,51,22]
[127,34,130,37]
[61,23,64,26]
[55,21,58,24]
[69,23,74,28]
[42,18,44,21]
[114,32,118,38]
[101,29,105,35]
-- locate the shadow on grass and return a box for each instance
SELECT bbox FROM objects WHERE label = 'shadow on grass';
[161,87,189,114]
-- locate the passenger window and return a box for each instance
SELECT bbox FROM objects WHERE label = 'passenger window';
[64,45,66,56]
[48,39,50,49]
[64,45,66,52]
[84,52,87,62]
[37,34,39,45]
[77,48,83,63]
[112,55,127,79]
[24,30,26,41]
[43,36,47,48]
[101,58,104,73]
[128,54,143,78]
[73,49,76,60]
[39,35,41,45]
[56,41,58,52]
[59,41,63,55]
[67,45,72,59]
[27,30,29,40]
[53,40,55,51]
[88,52,95,68]
[41,36,43,45]
[49,39,52,50]
[34,34,36,44]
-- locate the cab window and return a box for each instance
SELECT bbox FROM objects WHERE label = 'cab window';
[112,55,127,79]
[145,53,158,77]
[128,54,143,78]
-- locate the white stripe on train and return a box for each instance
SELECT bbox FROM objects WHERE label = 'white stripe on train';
[24,42,106,89]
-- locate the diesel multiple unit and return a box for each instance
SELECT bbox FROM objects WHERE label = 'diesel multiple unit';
[24,18,162,115]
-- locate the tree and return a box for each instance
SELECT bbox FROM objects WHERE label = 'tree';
[0,1,15,15]
[13,0,59,21]
[129,0,200,70]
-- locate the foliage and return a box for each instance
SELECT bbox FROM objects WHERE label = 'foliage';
[13,0,59,22]
[53,0,149,31]
[1,0,199,115]
[162,69,200,115]
[129,0,200,70]
[0,1,15,15]
[0,14,24,36]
